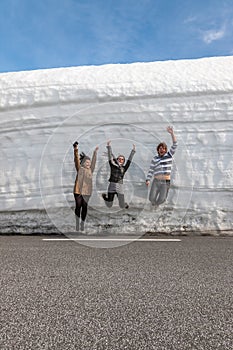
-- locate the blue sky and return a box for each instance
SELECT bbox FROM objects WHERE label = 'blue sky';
[0,0,233,72]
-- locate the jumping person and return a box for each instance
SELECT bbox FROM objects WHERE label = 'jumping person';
[73,142,98,232]
[102,140,136,209]
[146,126,177,207]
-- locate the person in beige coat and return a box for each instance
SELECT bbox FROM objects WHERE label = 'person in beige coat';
[73,142,98,232]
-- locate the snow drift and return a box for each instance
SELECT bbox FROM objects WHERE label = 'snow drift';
[1,56,233,235]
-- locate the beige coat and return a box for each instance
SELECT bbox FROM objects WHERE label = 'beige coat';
[73,148,97,195]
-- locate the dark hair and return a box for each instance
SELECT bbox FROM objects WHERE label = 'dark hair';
[80,152,90,164]
[117,154,125,162]
[157,142,167,153]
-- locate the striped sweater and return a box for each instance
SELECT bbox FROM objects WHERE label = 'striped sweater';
[146,141,178,181]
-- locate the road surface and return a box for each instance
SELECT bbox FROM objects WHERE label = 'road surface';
[0,235,232,350]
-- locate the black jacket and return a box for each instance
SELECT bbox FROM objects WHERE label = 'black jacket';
[107,145,135,184]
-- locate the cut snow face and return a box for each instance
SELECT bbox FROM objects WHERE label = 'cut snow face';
[0,56,233,242]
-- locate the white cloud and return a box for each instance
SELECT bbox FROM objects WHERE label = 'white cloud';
[184,16,197,24]
[202,27,226,44]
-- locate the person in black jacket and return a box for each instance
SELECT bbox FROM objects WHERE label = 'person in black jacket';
[102,140,136,209]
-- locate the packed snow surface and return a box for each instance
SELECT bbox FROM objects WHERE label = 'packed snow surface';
[1,56,233,235]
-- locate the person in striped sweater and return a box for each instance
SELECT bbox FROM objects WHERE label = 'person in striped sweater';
[146,126,177,207]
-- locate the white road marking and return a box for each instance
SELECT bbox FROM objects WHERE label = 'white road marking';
[42,238,181,242]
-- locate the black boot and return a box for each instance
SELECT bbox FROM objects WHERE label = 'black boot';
[102,193,107,201]
[76,217,80,231]
[81,220,85,232]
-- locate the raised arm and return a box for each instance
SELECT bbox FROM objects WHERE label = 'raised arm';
[167,126,177,143]
[106,140,115,162]
[124,144,136,172]
[167,126,177,155]
[91,146,99,172]
[129,144,136,160]
[73,144,81,171]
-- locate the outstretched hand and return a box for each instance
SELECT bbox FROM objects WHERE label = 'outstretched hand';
[133,144,136,151]
[95,146,99,151]
[167,126,174,134]
[73,141,79,149]
[167,125,177,143]
[107,140,111,146]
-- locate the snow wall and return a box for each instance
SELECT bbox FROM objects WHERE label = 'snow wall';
[1,56,233,236]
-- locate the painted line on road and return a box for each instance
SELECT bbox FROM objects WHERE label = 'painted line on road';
[42,238,181,242]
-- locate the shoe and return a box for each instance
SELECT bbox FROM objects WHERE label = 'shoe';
[125,203,129,209]
[76,217,80,231]
[102,193,107,200]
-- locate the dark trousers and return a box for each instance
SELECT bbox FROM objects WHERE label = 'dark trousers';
[103,192,125,209]
[74,194,90,221]
[149,179,170,206]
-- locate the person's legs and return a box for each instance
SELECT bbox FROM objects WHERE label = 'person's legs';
[117,193,127,209]
[102,192,115,208]
[80,195,90,231]
[155,182,168,205]
[151,180,170,206]
[80,198,88,221]
[149,178,160,205]
[74,194,82,230]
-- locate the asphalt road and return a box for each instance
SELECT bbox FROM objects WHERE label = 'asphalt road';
[0,235,232,350]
